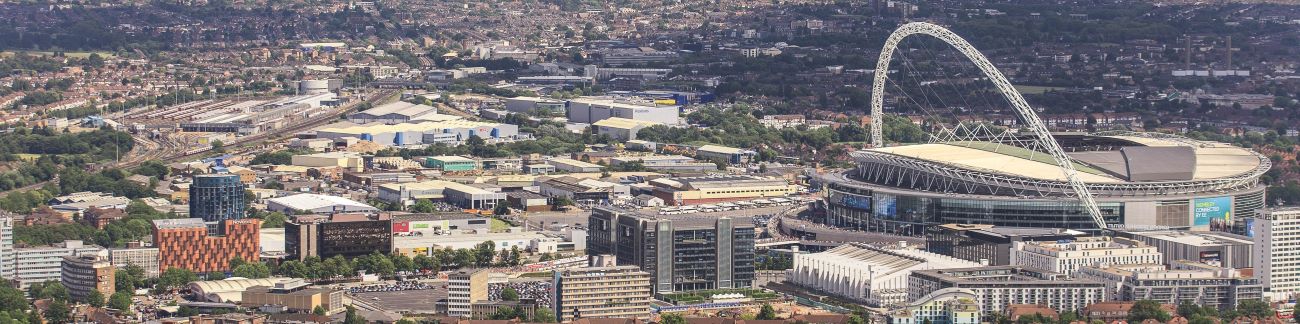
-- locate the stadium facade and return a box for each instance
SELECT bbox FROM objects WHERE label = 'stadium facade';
[822,133,1269,234]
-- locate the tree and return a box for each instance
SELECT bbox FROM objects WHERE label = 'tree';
[534,307,556,323]
[493,203,510,215]
[260,212,287,228]
[474,241,496,267]
[1127,300,1172,323]
[344,306,366,324]
[0,285,28,312]
[661,313,686,324]
[410,199,436,213]
[313,305,327,316]
[1237,300,1273,319]
[846,315,865,324]
[232,263,271,279]
[85,290,105,308]
[414,254,440,272]
[210,140,225,153]
[757,303,778,320]
[107,291,131,310]
[156,268,199,293]
[44,300,70,324]
[29,281,68,302]
[501,287,519,301]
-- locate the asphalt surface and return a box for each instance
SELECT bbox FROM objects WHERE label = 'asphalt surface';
[353,286,446,313]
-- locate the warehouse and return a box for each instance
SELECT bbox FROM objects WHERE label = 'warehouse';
[425,156,477,171]
[546,157,604,173]
[592,117,661,141]
[567,98,679,125]
[266,194,378,214]
[376,180,506,209]
[290,152,364,172]
[391,213,492,234]
[649,175,798,206]
[313,119,519,147]
[347,101,440,124]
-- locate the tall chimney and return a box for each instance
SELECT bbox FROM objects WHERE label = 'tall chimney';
[1184,37,1193,69]
[1225,36,1233,69]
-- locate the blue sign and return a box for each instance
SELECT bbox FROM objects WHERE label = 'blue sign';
[1192,196,1232,229]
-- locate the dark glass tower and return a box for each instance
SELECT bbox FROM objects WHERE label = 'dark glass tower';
[190,174,246,222]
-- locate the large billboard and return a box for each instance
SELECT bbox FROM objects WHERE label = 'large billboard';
[1193,196,1232,230]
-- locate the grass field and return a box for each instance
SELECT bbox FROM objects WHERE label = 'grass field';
[490,218,512,231]
[1014,85,1067,94]
[1,51,117,59]
[14,154,39,162]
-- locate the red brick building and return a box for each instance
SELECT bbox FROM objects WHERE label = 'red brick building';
[151,218,260,274]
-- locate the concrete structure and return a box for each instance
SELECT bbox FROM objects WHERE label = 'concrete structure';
[696,145,752,164]
[1252,207,1300,300]
[552,266,652,321]
[392,230,559,256]
[886,288,980,324]
[507,192,551,212]
[610,155,715,172]
[909,266,1105,315]
[648,175,797,206]
[787,243,981,307]
[540,176,628,204]
[291,152,364,172]
[61,254,114,303]
[376,181,506,209]
[348,101,440,124]
[504,97,566,115]
[592,118,661,141]
[108,247,161,278]
[1011,236,1162,275]
[1116,229,1254,268]
[190,174,247,222]
[1075,261,1261,308]
[448,269,489,317]
[313,119,519,147]
[152,218,260,273]
[241,279,345,315]
[425,156,478,172]
[566,98,679,125]
[926,224,1084,266]
[189,277,294,303]
[390,213,492,234]
[588,207,755,294]
[547,158,604,173]
[12,240,106,288]
[266,194,378,214]
[285,214,392,260]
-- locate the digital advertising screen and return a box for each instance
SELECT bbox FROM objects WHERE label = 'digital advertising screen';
[1192,196,1232,230]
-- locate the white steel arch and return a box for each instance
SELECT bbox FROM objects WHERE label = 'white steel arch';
[868,22,1108,229]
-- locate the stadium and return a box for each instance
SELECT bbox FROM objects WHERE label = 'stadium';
[822,132,1271,235]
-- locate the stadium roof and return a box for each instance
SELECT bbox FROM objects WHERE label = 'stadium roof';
[866,136,1263,183]
[266,194,377,212]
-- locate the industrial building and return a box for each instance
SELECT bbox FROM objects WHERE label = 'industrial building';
[824,133,1269,234]
[290,152,365,172]
[347,101,440,124]
[152,218,260,273]
[391,213,492,234]
[787,243,981,307]
[425,156,478,171]
[925,224,1084,266]
[313,119,519,148]
[284,214,392,261]
[540,176,628,204]
[169,93,339,134]
[566,98,679,125]
[546,158,604,173]
[592,118,661,141]
[266,194,378,214]
[648,175,798,206]
[588,207,755,294]
[909,266,1105,315]
[392,230,563,256]
[376,180,506,210]
[696,145,753,164]
[504,97,567,115]
[61,255,114,303]
[1011,236,1162,276]
[610,155,716,172]
[552,266,653,321]
[1075,262,1261,308]
[190,174,247,222]
[1115,229,1254,268]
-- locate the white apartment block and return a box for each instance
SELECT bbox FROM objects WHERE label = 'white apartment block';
[1253,208,1300,300]
[447,269,487,317]
[13,240,106,288]
[0,216,13,280]
[1011,236,1162,276]
[109,247,161,278]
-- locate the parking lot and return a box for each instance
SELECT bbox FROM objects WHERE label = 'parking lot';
[352,285,446,313]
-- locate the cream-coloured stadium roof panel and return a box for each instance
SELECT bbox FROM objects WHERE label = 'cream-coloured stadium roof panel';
[1105,136,1262,180]
[870,143,1124,183]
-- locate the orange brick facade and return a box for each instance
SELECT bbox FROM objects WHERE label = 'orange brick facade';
[153,219,261,274]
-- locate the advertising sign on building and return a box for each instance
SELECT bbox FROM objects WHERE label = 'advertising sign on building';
[1192,196,1232,230]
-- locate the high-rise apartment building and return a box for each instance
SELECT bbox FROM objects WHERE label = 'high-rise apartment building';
[190,174,246,222]
[447,269,488,317]
[909,266,1105,315]
[588,207,756,294]
[12,240,106,288]
[1252,207,1300,300]
[108,247,161,278]
[1075,261,1261,308]
[61,254,115,303]
[552,266,652,322]
[0,215,13,280]
[152,218,260,273]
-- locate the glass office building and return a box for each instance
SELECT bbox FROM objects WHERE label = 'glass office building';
[190,174,247,222]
